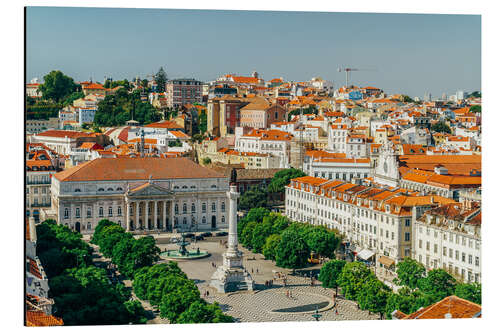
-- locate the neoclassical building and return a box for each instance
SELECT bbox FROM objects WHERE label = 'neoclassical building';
[50,157,229,234]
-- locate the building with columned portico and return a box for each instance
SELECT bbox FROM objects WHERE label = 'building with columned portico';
[49,157,229,234]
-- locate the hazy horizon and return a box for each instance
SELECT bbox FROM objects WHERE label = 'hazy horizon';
[26,7,481,98]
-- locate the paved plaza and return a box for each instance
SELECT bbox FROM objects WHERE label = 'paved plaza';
[158,237,379,323]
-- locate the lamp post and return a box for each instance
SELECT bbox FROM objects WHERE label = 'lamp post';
[311,306,322,321]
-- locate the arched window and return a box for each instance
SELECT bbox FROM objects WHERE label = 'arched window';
[202,216,206,224]
[99,207,104,217]
[183,217,187,224]
[87,207,92,218]
[221,215,225,223]
[211,184,217,189]
[182,203,187,214]
[75,188,81,192]
[182,185,188,189]
[202,203,206,213]
[191,203,196,213]
[107,188,114,191]
[108,207,113,217]
[116,187,123,191]
[98,188,105,192]
[64,208,69,219]
[75,207,80,218]
[174,186,179,189]
[87,222,92,230]
[175,204,179,214]
[221,202,225,212]
[212,202,216,213]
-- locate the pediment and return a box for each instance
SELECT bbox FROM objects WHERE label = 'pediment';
[128,183,173,197]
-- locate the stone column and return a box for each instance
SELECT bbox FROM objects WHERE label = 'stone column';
[135,201,140,230]
[153,200,158,230]
[126,199,131,231]
[162,200,167,231]
[226,185,240,256]
[145,201,149,230]
[170,200,175,230]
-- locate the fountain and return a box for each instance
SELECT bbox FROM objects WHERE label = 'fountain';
[160,233,209,260]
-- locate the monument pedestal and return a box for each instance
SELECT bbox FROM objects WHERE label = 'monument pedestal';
[210,183,254,293]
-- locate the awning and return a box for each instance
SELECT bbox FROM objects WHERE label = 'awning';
[379,256,395,267]
[357,249,375,260]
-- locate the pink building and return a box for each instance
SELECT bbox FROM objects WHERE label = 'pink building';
[166,79,202,109]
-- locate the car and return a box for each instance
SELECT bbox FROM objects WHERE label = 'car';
[200,232,212,237]
[183,233,195,238]
[215,231,228,237]
[170,238,180,243]
[191,235,204,241]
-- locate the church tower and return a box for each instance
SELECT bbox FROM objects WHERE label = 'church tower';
[373,142,400,187]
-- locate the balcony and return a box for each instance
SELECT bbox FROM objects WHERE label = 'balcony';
[30,202,51,208]
[27,180,51,185]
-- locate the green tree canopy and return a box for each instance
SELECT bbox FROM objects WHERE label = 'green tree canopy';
[155,67,167,93]
[394,258,426,290]
[38,70,79,102]
[239,185,268,211]
[455,283,481,304]
[431,121,452,134]
[338,261,374,300]
[417,269,457,302]
[238,207,271,237]
[469,105,481,113]
[275,227,310,269]
[357,277,391,319]
[318,260,346,293]
[62,91,84,106]
[262,234,281,261]
[199,109,207,134]
[268,168,306,194]
[305,227,340,258]
[176,301,233,324]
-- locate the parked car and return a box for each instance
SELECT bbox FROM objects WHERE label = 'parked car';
[215,231,228,237]
[192,235,204,241]
[200,232,213,238]
[183,233,195,238]
[170,237,180,243]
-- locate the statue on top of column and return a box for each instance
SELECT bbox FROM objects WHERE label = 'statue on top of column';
[230,168,237,185]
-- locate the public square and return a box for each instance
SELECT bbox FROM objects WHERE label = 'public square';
[157,235,379,323]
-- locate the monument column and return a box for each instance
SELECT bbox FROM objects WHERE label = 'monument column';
[126,199,131,231]
[145,201,149,230]
[153,200,158,230]
[162,200,167,231]
[135,201,140,230]
[226,185,240,256]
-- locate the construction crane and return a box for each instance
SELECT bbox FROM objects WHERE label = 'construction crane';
[337,67,377,88]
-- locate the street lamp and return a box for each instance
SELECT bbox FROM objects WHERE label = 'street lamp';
[311,306,322,321]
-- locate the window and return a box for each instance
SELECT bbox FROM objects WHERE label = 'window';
[87,222,92,230]
[74,188,81,192]
[108,207,113,217]
[475,256,479,266]
[419,239,422,249]
[99,207,104,217]
[434,244,438,253]
[449,248,453,258]
[221,215,225,223]
[405,219,411,227]
[191,203,196,213]
[391,232,394,240]
[462,253,466,262]
[468,255,473,265]
[405,232,410,242]
[107,188,114,191]
[443,233,447,241]
[455,250,459,260]
[98,188,104,192]
[116,187,123,191]
[202,203,206,213]
[202,216,206,224]
[64,208,69,219]
[87,207,92,218]
[34,188,38,194]
[117,207,122,216]
[426,241,430,251]
[175,204,179,214]
[221,202,225,212]
[212,202,216,213]
[443,246,447,256]
[75,207,80,218]
[183,217,187,224]
[183,203,187,214]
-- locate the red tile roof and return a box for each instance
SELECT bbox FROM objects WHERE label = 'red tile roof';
[402,296,481,319]
[36,130,95,139]
[26,311,64,327]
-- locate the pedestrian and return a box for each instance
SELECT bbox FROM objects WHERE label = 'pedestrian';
[335,309,339,315]
[256,268,259,274]
[207,290,209,297]
[251,268,254,273]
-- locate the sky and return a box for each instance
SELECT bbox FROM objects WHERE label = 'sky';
[26,7,481,98]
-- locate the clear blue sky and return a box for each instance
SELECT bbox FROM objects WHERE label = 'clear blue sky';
[26,7,481,98]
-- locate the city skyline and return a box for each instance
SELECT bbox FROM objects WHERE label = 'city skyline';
[26,7,481,98]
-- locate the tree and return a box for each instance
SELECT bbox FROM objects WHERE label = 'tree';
[337,261,374,300]
[470,105,481,113]
[199,109,207,133]
[238,207,271,237]
[131,236,161,270]
[394,258,426,290]
[305,227,340,258]
[155,67,167,93]
[318,260,346,295]
[250,222,272,253]
[402,95,414,103]
[239,186,268,211]
[357,277,391,319]
[38,70,78,102]
[469,91,481,98]
[202,157,211,165]
[268,168,306,194]
[418,269,457,302]
[159,282,200,323]
[62,91,84,106]
[240,221,258,248]
[455,283,481,304]
[262,234,281,261]
[275,227,310,269]
[176,301,233,324]
[431,121,451,134]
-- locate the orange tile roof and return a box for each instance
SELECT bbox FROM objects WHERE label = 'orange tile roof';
[170,130,190,138]
[26,311,64,327]
[83,83,105,90]
[402,296,481,319]
[231,76,260,84]
[243,129,293,141]
[144,121,183,129]
[54,157,225,182]
[36,130,95,139]
[399,155,481,176]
